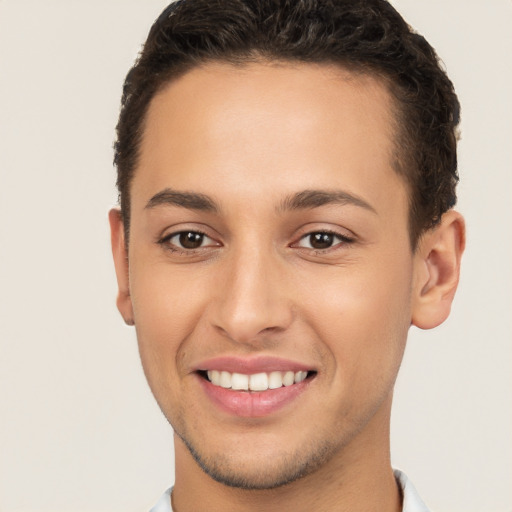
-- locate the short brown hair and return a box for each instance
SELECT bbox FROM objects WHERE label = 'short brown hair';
[114,0,460,247]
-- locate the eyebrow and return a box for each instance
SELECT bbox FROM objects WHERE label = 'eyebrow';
[279,189,377,214]
[144,187,376,215]
[145,188,219,212]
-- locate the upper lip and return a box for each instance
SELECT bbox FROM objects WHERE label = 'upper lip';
[195,356,314,374]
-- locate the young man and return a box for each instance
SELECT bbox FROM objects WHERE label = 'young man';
[109,1,465,510]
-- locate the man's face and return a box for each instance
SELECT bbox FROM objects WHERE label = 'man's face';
[120,62,418,488]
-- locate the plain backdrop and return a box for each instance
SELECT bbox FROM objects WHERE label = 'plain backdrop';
[0,1,511,511]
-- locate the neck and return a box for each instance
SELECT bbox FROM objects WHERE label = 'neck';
[171,396,401,512]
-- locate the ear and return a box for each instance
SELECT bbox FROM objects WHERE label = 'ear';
[109,208,134,326]
[411,210,465,330]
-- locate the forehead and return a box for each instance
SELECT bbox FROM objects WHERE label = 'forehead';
[134,61,406,216]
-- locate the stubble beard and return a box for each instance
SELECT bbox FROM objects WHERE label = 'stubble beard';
[175,427,339,490]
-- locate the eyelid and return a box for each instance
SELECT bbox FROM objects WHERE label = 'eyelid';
[292,228,355,251]
[158,227,221,253]
[168,231,214,246]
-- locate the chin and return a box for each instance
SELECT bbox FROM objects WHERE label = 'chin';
[176,428,336,490]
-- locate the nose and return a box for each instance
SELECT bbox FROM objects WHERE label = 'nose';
[210,247,294,345]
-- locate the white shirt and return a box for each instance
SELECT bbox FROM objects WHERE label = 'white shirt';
[150,469,430,512]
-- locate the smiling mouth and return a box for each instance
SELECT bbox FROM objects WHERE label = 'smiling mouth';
[199,370,316,392]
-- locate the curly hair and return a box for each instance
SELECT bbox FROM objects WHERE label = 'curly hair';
[114,0,460,247]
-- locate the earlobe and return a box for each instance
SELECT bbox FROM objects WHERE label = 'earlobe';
[108,208,134,326]
[411,210,465,330]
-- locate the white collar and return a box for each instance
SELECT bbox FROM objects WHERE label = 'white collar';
[150,469,430,512]
[394,469,431,512]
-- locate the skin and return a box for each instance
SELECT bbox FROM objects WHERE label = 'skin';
[110,62,465,512]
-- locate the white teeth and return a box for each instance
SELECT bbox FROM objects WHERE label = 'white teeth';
[268,371,283,389]
[231,372,249,390]
[209,370,220,386]
[219,371,232,388]
[249,372,268,391]
[283,371,295,386]
[295,371,307,383]
[205,370,310,391]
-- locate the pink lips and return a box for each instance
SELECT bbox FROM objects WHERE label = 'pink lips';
[196,356,312,374]
[195,356,314,418]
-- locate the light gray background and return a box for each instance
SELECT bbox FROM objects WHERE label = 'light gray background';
[0,1,511,511]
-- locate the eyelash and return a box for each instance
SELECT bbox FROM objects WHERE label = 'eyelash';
[293,230,355,252]
[158,230,217,254]
[158,229,354,255]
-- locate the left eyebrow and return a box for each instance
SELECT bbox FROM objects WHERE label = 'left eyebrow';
[145,188,219,212]
[278,189,377,214]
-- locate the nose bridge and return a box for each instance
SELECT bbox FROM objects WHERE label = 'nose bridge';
[212,240,292,343]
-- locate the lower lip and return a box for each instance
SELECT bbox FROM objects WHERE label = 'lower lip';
[198,376,312,418]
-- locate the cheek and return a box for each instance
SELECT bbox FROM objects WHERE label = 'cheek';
[131,256,206,331]
[129,261,207,389]
[300,254,413,379]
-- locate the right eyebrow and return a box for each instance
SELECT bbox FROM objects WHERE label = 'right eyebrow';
[144,188,219,212]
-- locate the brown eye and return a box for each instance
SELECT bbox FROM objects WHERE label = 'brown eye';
[295,231,353,251]
[308,232,335,249]
[178,231,204,249]
[164,230,216,251]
